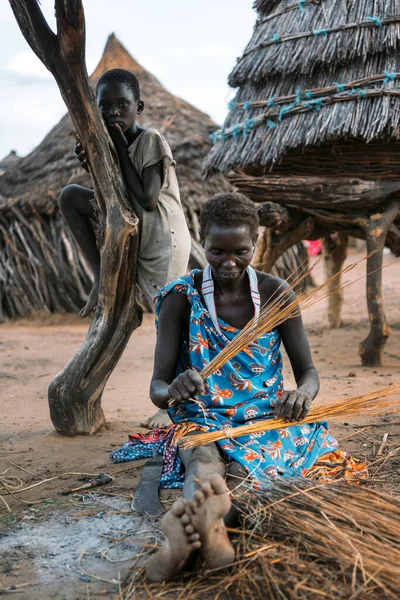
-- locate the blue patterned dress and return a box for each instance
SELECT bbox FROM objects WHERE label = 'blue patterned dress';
[111,268,338,488]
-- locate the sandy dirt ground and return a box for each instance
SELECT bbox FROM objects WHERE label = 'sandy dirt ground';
[0,250,399,598]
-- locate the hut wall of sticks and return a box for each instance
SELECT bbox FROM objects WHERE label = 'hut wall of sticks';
[0,33,307,322]
[206,0,400,367]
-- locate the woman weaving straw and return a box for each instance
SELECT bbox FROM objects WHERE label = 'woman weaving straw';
[111,192,366,582]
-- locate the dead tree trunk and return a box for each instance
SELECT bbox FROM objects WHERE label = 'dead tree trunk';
[321,233,349,329]
[358,201,399,367]
[10,0,142,434]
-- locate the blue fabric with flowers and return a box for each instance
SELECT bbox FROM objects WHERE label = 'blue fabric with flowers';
[111,270,338,488]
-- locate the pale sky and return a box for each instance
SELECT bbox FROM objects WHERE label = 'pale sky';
[0,0,255,159]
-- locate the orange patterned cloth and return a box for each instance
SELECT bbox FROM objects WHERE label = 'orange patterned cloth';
[303,450,368,484]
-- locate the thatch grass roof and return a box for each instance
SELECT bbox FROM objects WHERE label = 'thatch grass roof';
[0,34,231,231]
[206,0,400,174]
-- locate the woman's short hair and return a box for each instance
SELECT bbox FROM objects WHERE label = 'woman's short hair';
[200,192,259,241]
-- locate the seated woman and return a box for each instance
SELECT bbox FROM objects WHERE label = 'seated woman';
[111,192,366,582]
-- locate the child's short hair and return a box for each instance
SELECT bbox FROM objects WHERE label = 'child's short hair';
[200,192,259,241]
[96,69,140,101]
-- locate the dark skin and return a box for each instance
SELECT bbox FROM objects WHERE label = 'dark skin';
[145,223,320,582]
[150,223,319,423]
[60,80,163,317]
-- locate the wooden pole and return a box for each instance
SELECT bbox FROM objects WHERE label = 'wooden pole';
[9,0,142,434]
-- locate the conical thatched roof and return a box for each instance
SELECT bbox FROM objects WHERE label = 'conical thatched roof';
[0,34,231,230]
[206,0,400,175]
[0,151,20,171]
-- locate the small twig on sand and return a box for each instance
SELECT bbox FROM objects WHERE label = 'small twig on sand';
[0,494,11,512]
[0,582,38,594]
[6,461,36,477]
[377,433,389,456]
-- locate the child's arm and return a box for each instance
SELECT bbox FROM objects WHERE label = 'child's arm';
[150,293,205,409]
[109,124,162,212]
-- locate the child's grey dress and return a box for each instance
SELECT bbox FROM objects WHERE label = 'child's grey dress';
[127,127,191,305]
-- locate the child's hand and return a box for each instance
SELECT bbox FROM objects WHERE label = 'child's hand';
[273,389,312,422]
[107,123,129,150]
[168,370,205,404]
[74,140,89,172]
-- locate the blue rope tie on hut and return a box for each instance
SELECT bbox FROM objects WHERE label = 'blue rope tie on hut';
[228,99,237,110]
[232,124,242,139]
[272,33,280,43]
[334,82,346,93]
[243,100,253,110]
[383,71,398,84]
[209,131,219,143]
[366,16,383,27]
[242,118,256,137]
[305,91,314,99]
[267,119,277,129]
[295,89,302,105]
[298,0,306,13]
[278,104,294,121]
[306,98,324,111]
[313,29,328,36]
[267,97,276,107]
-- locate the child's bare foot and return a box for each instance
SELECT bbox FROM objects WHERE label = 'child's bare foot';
[141,408,171,430]
[80,282,99,317]
[145,499,201,582]
[186,474,235,570]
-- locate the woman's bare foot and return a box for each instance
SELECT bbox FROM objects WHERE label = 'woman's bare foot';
[80,282,99,317]
[145,499,201,582]
[141,408,171,430]
[186,474,235,570]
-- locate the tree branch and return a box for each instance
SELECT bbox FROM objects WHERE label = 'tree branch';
[9,0,58,70]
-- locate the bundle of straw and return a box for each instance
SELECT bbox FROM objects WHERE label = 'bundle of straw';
[179,382,400,449]
[200,253,371,382]
[122,477,400,599]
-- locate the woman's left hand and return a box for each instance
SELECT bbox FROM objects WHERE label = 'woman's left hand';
[273,389,312,422]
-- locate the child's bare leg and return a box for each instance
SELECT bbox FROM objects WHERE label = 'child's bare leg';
[58,184,100,317]
[145,499,201,582]
[180,445,235,569]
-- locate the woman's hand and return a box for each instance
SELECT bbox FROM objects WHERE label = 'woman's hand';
[273,389,312,422]
[168,370,205,404]
[74,139,89,172]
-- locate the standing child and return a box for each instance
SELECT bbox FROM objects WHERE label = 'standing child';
[59,68,191,428]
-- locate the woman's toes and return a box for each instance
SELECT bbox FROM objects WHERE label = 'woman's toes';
[193,490,205,506]
[180,513,190,526]
[200,481,213,498]
[189,532,200,543]
[209,474,228,495]
[185,523,195,535]
[171,499,187,517]
[186,499,198,514]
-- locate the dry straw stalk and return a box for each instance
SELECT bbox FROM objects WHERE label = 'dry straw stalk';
[179,382,400,449]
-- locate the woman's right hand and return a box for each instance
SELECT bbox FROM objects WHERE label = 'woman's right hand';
[168,370,205,404]
[74,140,89,172]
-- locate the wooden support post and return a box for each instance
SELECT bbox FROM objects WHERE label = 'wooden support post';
[9,0,142,434]
[321,233,349,328]
[358,201,399,366]
[253,202,314,273]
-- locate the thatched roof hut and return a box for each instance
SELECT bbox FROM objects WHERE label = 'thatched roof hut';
[206,0,400,366]
[1,34,230,229]
[0,34,233,319]
[207,0,400,183]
